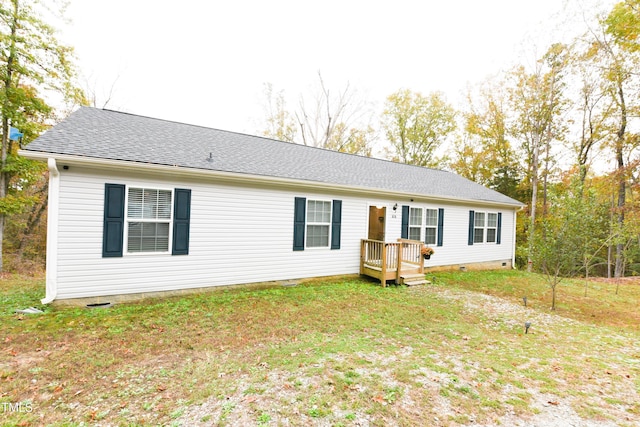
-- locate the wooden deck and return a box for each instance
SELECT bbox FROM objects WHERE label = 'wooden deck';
[360,238,425,286]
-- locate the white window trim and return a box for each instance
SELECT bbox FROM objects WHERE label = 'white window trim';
[124,186,174,255]
[408,207,423,241]
[486,212,498,243]
[474,211,499,244]
[408,206,440,244]
[474,212,485,244]
[424,208,438,246]
[305,199,332,249]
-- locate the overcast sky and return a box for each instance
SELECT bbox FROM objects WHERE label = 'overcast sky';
[60,0,613,135]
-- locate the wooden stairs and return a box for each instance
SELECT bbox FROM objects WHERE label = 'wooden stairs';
[399,273,431,287]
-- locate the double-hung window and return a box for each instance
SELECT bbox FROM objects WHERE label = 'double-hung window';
[424,208,438,245]
[306,200,332,248]
[293,197,342,250]
[408,207,422,241]
[401,205,444,246]
[468,210,501,245]
[126,188,172,253]
[486,213,498,243]
[473,212,485,244]
[103,184,191,257]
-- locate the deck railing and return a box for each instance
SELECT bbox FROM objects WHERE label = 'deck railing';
[360,238,424,286]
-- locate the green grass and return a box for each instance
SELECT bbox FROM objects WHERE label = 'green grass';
[434,270,640,331]
[1,271,639,426]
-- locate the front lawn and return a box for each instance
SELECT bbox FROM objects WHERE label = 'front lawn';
[1,271,638,426]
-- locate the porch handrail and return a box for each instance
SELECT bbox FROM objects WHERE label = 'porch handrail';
[360,238,424,286]
[395,238,425,282]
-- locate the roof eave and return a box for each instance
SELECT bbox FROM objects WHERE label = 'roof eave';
[19,150,525,209]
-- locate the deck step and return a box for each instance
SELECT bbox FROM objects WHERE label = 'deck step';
[404,279,431,286]
[400,273,426,280]
[400,273,431,286]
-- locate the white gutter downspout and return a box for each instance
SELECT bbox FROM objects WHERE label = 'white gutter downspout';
[41,158,59,304]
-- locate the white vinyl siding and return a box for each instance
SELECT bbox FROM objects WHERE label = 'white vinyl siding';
[49,166,518,301]
[52,167,362,300]
[126,188,172,253]
[306,200,331,248]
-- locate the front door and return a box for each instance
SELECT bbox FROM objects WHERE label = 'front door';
[368,206,386,241]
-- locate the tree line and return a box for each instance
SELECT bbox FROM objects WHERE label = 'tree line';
[260,1,640,284]
[1,0,638,286]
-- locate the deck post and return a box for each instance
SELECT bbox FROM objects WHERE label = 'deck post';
[396,240,403,284]
[381,243,387,287]
[360,239,365,276]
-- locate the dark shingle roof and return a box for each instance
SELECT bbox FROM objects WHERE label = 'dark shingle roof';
[24,107,522,206]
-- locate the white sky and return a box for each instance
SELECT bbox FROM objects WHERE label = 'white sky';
[59,0,614,135]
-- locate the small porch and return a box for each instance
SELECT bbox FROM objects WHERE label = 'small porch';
[360,238,428,286]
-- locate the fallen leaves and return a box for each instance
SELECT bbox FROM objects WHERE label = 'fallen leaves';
[372,395,385,404]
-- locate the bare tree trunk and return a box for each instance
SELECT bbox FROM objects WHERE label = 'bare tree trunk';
[614,84,626,279]
[17,181,48,256]
[0,0,18,273]
[0,120,7,272]
[527,137,540,273]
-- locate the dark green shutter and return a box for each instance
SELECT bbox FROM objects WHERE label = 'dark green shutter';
[331,200,342,250]
[102,183,125,257]
[172,188,191,255]
[468,210,475,246]
[293,197,306,251]
[437,208,444,247]
[401,205,409,239]
[496,212,502,245]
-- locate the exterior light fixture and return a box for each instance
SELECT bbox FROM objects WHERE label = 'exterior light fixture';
[525,322,531,334]
[523,296,527,307]
[393,203,398,211]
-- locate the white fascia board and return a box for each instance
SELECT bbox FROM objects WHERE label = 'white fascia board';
[20,151,525,210]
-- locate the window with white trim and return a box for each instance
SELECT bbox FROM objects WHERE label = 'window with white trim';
[424,208,438,245]
[473,212,485,244]
[306,200,331,248]
[486,213,498,243]
[408,207,422,240]
[473,211,499,244]
[126,188,172,253]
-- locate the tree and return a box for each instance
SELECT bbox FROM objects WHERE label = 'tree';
[593,0,640,277]
[569,44,611,187]
[260,73,375,156]
[450,79,522,201]
[381,89,456,167]
[508,44,569,272]
[563,173,611,295]
[532,180,594,310]
[261,82,296,143]
[0,0,83,272]
[3,170,47,271]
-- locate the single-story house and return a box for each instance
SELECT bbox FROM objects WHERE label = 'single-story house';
[20,107,524,304]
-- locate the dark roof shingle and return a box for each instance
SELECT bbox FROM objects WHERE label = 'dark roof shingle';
[23,107,523,206]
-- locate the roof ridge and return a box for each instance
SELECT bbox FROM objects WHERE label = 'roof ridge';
[96,106,450,174]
